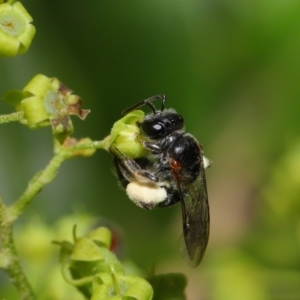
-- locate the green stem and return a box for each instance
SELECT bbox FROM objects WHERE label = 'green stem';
[78,138,110,151]
[9,136,110,221]
[0,112,24,124]
[8,153,65,221]
[111,265,121,295]
[0,198,35,300]
[61,262,94,287]
[56,136,111,153]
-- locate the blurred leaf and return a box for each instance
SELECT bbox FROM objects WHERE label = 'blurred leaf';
[147,273,187,300]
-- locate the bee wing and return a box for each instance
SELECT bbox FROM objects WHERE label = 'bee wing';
[179,155,210,268]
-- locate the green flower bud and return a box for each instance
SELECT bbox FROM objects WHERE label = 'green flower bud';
[91,272,153,300]
[0,1,35,56]
[70,237,123,275]
[3,74,90,143]
[87,227,112,249]
[109,110,148,159]
[21,74,57,126]
[55,226,124,298]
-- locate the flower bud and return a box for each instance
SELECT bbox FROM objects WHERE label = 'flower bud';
[109,110,148,159]
[56,226,124,298]
[87,227,112,249]
[91,272,153,300]
[64,226,123,274]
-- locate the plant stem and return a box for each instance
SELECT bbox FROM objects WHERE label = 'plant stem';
[9,137,110,221]
[0,111,24,124]
[0,198,35,300]
[8,153,65,221]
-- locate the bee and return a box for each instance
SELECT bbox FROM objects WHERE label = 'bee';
[112,95,210,267]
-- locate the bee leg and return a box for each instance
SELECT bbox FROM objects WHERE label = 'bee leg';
[112,146,158,184]
[116,157,158,183]
[135,134,162,154]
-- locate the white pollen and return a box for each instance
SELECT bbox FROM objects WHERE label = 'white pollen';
[126,181,167,209]
[203,156,212,168]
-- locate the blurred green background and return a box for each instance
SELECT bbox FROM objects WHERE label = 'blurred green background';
[1,0,300,299]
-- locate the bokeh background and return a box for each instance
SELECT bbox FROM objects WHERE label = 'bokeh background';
[1,1,300,299]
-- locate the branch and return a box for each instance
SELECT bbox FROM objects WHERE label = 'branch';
[0,112,24,124]
[0,197,35,300]
[8,153,65,221]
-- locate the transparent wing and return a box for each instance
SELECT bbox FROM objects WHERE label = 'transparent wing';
[179,154,210,268]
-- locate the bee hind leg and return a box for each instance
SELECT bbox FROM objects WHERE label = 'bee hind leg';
[114,155,158,185]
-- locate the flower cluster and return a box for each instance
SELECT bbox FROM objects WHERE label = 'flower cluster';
[55,226,153,300]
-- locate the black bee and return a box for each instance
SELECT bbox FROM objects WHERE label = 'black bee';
[112,95,210,267]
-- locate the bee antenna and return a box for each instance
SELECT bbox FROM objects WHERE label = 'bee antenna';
[144,102,157,114]
[122,94,166,115]
[143,94,166,113]
[159,94,166,111]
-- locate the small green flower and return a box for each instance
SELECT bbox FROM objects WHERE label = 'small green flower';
[87,227,112,249]
[0,1,36,56]
[55,226,124,298]
[91,272,153,300]
[69,230,123,277]
[109,110,148,159]
[3,74,90,143]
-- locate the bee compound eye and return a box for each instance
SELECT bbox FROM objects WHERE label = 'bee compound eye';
[141,121,165,139]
